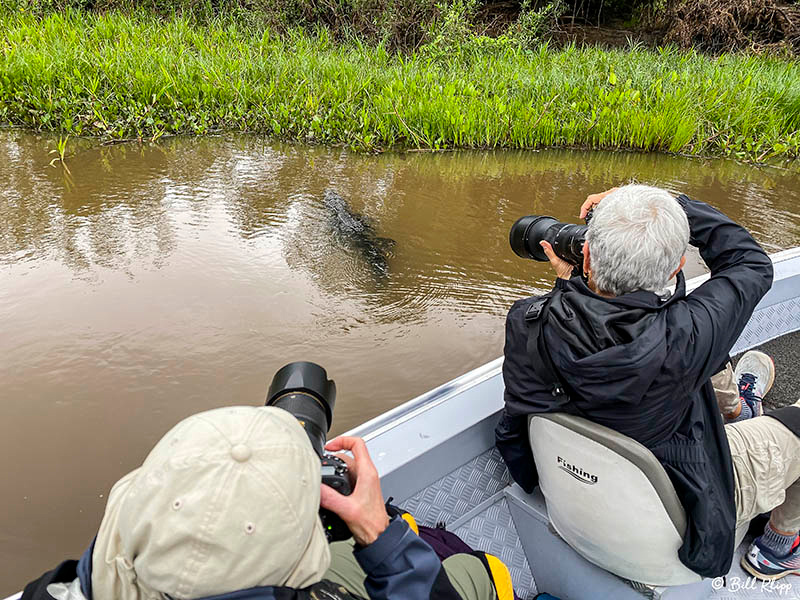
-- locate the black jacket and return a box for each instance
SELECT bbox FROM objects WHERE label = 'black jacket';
[495,195,774,577]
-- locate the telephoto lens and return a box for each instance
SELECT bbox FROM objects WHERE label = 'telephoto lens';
[266,361,353,542]
[509,215,588,266]
[266,361,336,458]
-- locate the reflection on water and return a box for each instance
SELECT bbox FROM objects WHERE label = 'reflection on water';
[2,131,800,591]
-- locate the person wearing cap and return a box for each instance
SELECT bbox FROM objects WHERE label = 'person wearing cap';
[20,406,508,600]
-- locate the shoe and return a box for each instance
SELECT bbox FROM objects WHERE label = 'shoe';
[734,351,775,418]
[742,536,800,580]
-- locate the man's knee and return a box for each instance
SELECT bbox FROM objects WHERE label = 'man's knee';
[324,540,368,598]
[713,362,739,417]
[442,552,516,600]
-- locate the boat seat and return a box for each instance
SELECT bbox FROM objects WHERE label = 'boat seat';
[528,413,703,587]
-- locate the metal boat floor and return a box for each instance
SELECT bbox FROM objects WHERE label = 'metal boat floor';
[401,449,538,598]
[400,331,800,599]
[756,331,800,411]
[711,539,799,599]
[402,448,800,599]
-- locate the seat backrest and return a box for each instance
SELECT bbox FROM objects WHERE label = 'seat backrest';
[528,413,702,586]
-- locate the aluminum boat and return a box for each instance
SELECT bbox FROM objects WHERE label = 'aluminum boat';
[7,248,800,600]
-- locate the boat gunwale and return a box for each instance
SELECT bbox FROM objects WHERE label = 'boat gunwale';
[348,249,800,441]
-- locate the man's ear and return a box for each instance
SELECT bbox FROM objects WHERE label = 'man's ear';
[670,255,687,280]
[583,243,591,276]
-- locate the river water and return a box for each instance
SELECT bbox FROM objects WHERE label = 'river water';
[2,130,800,590]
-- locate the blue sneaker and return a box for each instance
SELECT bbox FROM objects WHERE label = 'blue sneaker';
[733,351,775,419]
[742,535,800,580]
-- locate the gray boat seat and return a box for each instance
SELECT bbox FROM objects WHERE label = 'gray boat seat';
[528,413,703,587]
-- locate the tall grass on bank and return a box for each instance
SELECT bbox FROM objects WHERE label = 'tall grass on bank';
[1,10,799,162]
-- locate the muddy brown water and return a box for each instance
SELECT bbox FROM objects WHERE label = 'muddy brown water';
[2,130,800,592]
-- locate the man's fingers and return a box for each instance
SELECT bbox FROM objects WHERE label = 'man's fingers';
[540,241,561,267]
[327,436,371,464]
[580,187,619,218]
[320,483,350,515]
[324,436,351,452]
[325,436,362,454]
[325,436,378,482]
[579,197,599,219]
[540,241,573,280]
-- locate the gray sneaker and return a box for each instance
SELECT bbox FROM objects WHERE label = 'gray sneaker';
[733,351,776,418]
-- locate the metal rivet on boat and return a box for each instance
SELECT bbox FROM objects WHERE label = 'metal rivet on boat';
[245,522,256,535]
[172,499,182,511]
[231,443,251,462]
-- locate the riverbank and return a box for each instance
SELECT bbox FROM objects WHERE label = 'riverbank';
[1,9,799,163]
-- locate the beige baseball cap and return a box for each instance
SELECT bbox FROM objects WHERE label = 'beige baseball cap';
[91,406,331,600]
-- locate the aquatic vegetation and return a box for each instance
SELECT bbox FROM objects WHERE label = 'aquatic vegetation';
[0,9,799,164]
[47,134,71,173]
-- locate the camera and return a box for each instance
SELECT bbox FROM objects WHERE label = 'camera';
[509,210,593,266]
[266,361,352,542]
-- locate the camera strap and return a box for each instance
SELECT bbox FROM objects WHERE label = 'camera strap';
[524,292,573,406]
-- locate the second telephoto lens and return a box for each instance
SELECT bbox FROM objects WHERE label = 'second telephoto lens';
[509,215,587,266]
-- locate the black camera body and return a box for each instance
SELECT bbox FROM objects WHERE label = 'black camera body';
[320,454,352,540]
[509,209,593,266]
[266,361,353,542]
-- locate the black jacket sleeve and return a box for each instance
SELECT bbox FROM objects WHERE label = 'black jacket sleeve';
[21,561,78,600]
[675,195,773,389]
[496,297,549,493]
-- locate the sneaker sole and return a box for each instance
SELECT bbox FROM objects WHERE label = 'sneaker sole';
[741,553,800,581]
[756,355,777,416]
[764,355,776,399]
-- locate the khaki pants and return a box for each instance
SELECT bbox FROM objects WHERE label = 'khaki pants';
[324,539,497,600]
[713,367,800,544]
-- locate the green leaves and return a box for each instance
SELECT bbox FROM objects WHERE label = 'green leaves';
[0,8,798,164]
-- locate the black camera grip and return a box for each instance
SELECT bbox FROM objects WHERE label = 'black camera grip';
[320,454,352,542]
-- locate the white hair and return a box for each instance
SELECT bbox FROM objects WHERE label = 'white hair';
[585,184,690,296]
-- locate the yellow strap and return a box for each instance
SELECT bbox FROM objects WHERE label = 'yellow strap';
[484,554,514,600]
[400,512,419,535]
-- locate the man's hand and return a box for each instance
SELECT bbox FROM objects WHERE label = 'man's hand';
[540,241,574,280]
[320,436,390,547]
[579,187,619,219]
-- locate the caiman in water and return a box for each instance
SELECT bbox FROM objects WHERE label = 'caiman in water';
[323,190,396,278]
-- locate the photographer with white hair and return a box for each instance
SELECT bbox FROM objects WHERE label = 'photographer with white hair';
[497,185,800,581]
[21,406,508,600]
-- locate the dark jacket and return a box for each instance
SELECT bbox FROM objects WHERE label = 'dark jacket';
[495,195,774,577]
[22,518,465,600]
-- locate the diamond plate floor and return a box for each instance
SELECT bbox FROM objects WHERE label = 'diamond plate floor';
[711,535,800,599]
[453,498,537,599]
[401,448,511,527]
[400,449,537,598]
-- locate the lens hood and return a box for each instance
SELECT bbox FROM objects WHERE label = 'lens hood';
[509,215,558,261]
[267,361,336,427]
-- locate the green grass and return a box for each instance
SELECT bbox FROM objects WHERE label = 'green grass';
[1,8,799,164]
